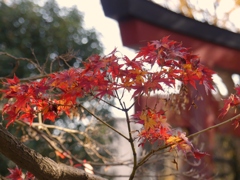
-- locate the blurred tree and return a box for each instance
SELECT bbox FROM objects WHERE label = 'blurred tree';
[0,0,103,77]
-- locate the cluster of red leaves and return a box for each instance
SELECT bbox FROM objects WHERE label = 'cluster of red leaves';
[6,167,35,180]
[132,108,208,159]
[219,86,240,128]
[220,86,240,117]
[1,37,214,158]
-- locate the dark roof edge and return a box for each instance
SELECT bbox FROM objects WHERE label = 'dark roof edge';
[101,0,240,50]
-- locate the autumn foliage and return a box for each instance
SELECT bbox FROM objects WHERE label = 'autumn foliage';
[2,36,231,179]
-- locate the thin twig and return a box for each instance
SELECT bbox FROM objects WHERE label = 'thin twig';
[90,92,123,111]
[25,122,134,166]
[187,113,240,139]
[0,52,43,73]
[5,60,19,78]
[78,104,129,140]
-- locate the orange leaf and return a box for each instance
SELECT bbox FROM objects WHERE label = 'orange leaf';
[55,151,66,159]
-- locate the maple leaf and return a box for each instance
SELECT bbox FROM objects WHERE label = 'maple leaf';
[32,78,50,96]
[43,111,58,121]
[136,42,156,59]
[25,171,35,180]
[14,95,30,113]
[6,166,23,180]
[123,55,143,70]
[232,119,240,129]
[107,61,123,80]
[95,87,115,99]
[235,86,240,95]
[166,135,182,145]
[133,109,169,131]
[141,109,157,130]
[20,113,35,125]
[199,66,215,94]
[219,94,240,117]
[3,105,20,128]
[167,131,197,155]
[138,126,171,146]
[193,150,209,159]
[50,68,79,91]
[55,151,66,159]
[4,74,20,86]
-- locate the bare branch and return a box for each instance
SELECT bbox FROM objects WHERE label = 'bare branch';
[0,52,43,74]
[78,104,129,140]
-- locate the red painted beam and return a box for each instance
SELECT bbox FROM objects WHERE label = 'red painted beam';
[119,18,240,73]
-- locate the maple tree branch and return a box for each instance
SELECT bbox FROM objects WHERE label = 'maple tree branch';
[137,113,240,167]
[127,101,136,111]
[78,104,129,140]
[17,121,73,159]
[17,121,134,167]
[0,124,106,180]
[5,60,19,78]
[0,74,49,82]
[0,52,43,74]
[17,122,120,176]
[125,108,138,180]
[31,122,85,135]
[90,93,123,111]
[119,102,137,179]
[71,133,114,163]
[187,113,240,139]
[114,90,138,179]
[15,121,139,178]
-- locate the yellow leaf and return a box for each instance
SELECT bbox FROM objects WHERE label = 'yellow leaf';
[140,110,157,130]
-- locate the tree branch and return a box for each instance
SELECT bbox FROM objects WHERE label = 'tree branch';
[0,52,43,74]
[0,124,106,180]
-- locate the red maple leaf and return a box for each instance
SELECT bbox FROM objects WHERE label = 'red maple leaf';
[6,166,23,180]
[55,151,66,159]
[193,150,209,159]
[235,86,240,95]
[4,74,20,86]
[219,94,240,117]
[136,42,156,59]
[25,171,35,180]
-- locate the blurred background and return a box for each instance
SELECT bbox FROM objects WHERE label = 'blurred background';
[1,0,240,179]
